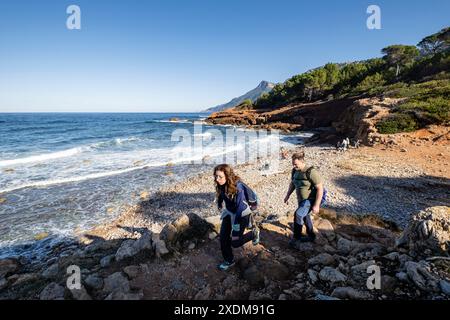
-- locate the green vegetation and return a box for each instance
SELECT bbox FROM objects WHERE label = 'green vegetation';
[255,27,450,134]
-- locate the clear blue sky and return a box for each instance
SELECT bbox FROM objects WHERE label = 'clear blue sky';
[0,0,449,112]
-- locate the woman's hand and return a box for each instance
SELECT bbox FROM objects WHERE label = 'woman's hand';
[311,205,320,215]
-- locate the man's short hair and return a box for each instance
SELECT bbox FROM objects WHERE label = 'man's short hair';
[291,151,305,161]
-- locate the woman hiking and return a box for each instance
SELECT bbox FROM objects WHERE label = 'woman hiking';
[214,164,260,271]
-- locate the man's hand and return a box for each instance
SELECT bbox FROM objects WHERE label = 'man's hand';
[311,205,320,215]
[284,195,290,204]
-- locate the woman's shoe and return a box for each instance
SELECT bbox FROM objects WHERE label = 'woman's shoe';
[252,227,260,246]
[218,261,235,271]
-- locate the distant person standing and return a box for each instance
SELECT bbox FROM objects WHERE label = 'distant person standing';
[284,152,325,245]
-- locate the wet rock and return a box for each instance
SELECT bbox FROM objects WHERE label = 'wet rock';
[84,274,104,290]
[40,282,65,300]
[308,253,335,266]
[331,287,370,300]
[318,267,347,284]
[103,272,130,293]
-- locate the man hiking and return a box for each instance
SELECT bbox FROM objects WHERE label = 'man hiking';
[284,151,325,246]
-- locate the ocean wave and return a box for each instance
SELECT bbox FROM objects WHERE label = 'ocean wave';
[0,143,247,193]
[0,136,148,167]
[0,147,85,167]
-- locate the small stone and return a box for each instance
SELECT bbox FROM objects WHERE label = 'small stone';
[188,242,196,250]
[208,232,217,240]
[315,294,340,300]
[318,267,347,284]
[154,240,170,257]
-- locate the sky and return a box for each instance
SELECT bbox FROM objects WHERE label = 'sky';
[0,0,449,112]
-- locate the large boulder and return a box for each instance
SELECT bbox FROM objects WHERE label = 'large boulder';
[115,230,153,262]
[103,272,130,293]
[160,213,213,246]
[396,206,450,256]
[318,267,347,284]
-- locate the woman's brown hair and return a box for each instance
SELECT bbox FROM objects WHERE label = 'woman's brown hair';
[213,164,241,200]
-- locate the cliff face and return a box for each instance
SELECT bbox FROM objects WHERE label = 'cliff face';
[206,96,421,146]
[206,97,358,132]
[204,81,275,113]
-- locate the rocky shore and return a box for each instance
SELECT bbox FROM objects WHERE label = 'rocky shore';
[0,134,448,300]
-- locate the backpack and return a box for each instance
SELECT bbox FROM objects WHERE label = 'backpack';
[291,166,327,205]
[239,181,259,211]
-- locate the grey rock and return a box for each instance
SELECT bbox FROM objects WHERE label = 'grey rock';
[308,253,335,266]
[405,261,440,292]
[70,285,92,300]
[115,240,139,262]
[307,269,318,284]
[243,265,265,287]
[40,282,65,300]
[154,240,170,257]
[331,287,370,300]
[318,267,347,284]
[84,274,104,290]
[381,275,397,293]
[350,260,376,280]
[105,290,144,300]
[439,280,450,296]
[383,252,400,261]
[123,265,141,279]
[315,294,340,300]
[103,272,130,293]
[395,272,409,282]
[100,254,115,268]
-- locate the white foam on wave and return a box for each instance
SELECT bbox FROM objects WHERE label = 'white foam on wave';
[0,147,85,167]
[0,142,247,194]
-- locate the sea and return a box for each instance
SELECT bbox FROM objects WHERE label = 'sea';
[0,113,311,261]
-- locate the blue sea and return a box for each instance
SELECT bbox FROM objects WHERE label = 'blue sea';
[0,113,309,261]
